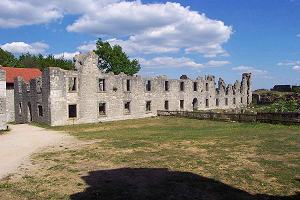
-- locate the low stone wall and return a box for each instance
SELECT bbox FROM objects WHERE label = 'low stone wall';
[157,110,300,124]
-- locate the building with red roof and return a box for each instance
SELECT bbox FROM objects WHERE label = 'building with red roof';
[0,66,42,85]
[0,66,42,122]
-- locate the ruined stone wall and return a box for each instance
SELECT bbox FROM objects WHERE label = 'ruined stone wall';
[0,69,7,130]
[6,89,15,122]
[14,52,252,126]
[14,74,50,125]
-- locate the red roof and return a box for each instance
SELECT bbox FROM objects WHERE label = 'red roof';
[0,66,42,84]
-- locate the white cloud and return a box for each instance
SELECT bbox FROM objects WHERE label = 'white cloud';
[0,41,48,54]
[0,0,62,28]
[292,65,300,71]
[297,33,300,37]
[0,0,118,28]
[205,60,230,67]
[277,60,300,72]
[232,65,267,75]
[54,51,80,60]
[277,60,300,66]
[138,57,229,69]
[81,1,232,57]
[139,57,203,69]
[1,1,232,58]
[77,42,96,52]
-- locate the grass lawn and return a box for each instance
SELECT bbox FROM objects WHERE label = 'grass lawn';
[0,117,299,199]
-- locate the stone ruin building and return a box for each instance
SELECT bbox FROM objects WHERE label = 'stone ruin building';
[0,69,7,130]
[12,52,252,126]
[0,66,42,123]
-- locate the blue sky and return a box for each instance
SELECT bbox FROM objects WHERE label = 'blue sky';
[0,0,299,89]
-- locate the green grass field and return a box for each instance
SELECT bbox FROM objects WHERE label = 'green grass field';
[0,117,299,199]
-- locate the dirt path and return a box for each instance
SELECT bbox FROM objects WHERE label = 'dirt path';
[0,124,75,179]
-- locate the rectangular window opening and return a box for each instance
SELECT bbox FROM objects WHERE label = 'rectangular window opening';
[164,100,169,110]
[233,98,236,105]
[126,79,131,91]
[216,99,219,107]
[193,82,198,91]
[38,105,43,117]
[18,102,22,115]
[99,78,106,92]
[146,80,151,91]
[124,101,131,114]
[180,82,184,91]
[205,99,209,107]
[146,101,151,112]
[68,104,77,118]
[68,77,77,92]
[164,81,169,91]
[99,103,106,116]
[225,98,228,106]
[206,83,209,91]
[180,100,184,109]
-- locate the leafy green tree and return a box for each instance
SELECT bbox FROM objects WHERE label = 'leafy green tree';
[0,48,75,70]
[37,55,74,70]
[94,38,140,75]
[0,48,17,66]
[17,53,39,68]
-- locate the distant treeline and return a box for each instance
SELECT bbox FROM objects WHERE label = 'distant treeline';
[0,48,74,70]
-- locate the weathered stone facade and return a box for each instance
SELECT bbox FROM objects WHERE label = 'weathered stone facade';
[0,69,7,130]
[14,52,252,126]
[6,87,14,122]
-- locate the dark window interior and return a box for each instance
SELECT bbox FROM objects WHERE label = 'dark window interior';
[216,99,219,107]
[38,105,43,117]
[146,101,151,112]
[193,82,198,91]
[164,100,169,110]
[126,79,131,91]
[124,102,130,114]
[68,104,77,118]
[180,100,184,109]
[180,82,184,91]
[165,81,169,91]
[146,80,151,91]
[99,103,106,115]
[205,99,209,107]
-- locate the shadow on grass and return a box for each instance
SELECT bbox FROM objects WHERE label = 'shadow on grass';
[70,168,299,200]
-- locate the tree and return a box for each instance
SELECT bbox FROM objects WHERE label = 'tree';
[37,55,75,70]
[94,39,140,75]
[0,48,17,66]
[0,48,75,70]
[17,53,39,68]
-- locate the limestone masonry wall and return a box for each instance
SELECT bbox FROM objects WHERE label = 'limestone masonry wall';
[0,69,7,130]
[14,52,252,126]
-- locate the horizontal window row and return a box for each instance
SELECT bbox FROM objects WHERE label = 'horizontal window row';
[209,97,242,107]
[67,77,212,93]
[67,101,154,119]
[67,97,245,118]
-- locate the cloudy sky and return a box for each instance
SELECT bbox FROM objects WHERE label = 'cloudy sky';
[0,0,299,89]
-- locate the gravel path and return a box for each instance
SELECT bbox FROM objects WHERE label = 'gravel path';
[0,124,74,179]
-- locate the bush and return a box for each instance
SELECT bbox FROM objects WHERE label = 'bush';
[268,99,298,112]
